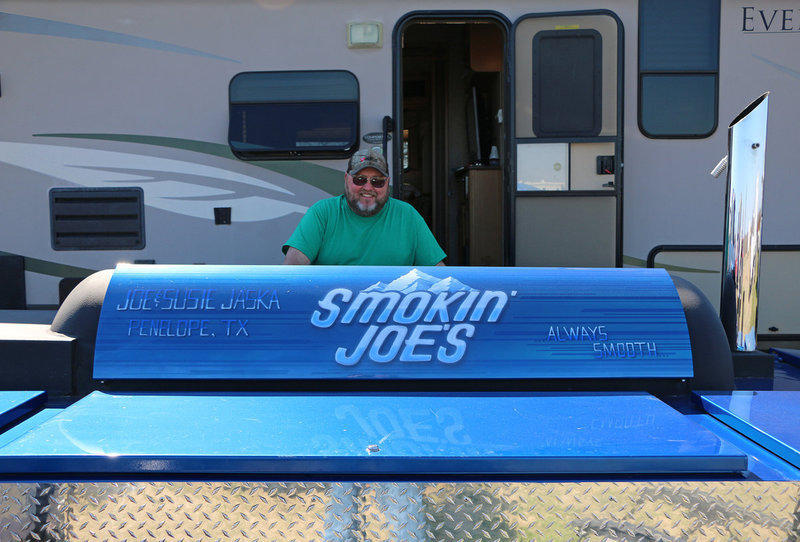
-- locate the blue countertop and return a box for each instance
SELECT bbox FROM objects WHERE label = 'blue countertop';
[0,391,746,477]
[697,390,800,469]
[0,391,45,429]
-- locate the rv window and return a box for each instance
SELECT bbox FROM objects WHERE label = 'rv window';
[638,0,719,138]
[532,30,602,138]
[228,71,359,160]
[640,75,716,136]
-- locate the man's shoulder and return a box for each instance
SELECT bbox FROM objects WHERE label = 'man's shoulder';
[311,195,343,207]
[387,197,421,216]
[308,195,344,214]
[385,198,426,225]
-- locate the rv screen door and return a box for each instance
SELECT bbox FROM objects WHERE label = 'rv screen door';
[512,12,622,267]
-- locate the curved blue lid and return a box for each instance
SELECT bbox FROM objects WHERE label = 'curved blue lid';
[94,265,692,381]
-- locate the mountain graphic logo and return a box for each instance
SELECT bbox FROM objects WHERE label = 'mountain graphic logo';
[311,268,513,366]
[364,269,476,295]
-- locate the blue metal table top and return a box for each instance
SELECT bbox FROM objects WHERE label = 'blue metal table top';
[771,348,800,368]
[0,391,45,429]
[0,392,746,477]
[697,390,800,469]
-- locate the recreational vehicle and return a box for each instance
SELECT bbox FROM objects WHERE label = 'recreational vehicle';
[0,0,797,342]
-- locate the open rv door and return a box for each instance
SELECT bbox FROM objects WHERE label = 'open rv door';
[511,10,623,267]
[395,9,622,267]
[394,11,510,267]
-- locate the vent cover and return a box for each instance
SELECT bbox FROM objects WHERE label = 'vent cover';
[50,187,145,250]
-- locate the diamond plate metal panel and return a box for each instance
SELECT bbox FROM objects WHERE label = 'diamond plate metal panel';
[1,483,40,542]
[2,481,799,541]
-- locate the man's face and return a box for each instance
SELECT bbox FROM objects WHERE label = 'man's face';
[344,167,390,217]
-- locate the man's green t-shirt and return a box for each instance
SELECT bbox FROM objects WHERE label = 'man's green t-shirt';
[283,195,446,265]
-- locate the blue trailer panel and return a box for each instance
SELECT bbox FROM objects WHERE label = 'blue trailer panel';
[0,391,747,477]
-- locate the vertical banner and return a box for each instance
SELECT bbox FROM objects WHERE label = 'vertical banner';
[94,265,693,380]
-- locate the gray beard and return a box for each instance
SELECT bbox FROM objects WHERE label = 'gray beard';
[354,199,379,216]
[345,189,389,217]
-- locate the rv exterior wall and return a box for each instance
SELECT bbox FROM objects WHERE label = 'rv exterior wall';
[0,1,798,314]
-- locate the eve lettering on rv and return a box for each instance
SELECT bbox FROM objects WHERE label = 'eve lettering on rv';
[742,7,799,32]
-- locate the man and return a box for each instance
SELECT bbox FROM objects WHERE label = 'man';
[283,149,436,540]
[282,148,445,266]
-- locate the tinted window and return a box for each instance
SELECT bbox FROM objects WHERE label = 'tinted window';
[639,0,719,71]
[532,30,602,137]
[640,75,717,136]
[229,71,359,159]
[638,0,720,138]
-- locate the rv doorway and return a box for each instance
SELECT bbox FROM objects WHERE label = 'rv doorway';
[397,15,508,266]
[396,10,623,268]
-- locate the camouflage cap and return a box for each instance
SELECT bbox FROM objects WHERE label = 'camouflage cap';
[347,148,389,177]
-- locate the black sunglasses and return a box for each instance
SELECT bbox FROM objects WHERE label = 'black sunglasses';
[351,174,388,188]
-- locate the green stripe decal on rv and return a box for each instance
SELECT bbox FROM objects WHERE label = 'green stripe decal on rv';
[0,251,95,279]
[622,255,648,268]
[623,255,718,274]
[34,134,342,195]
